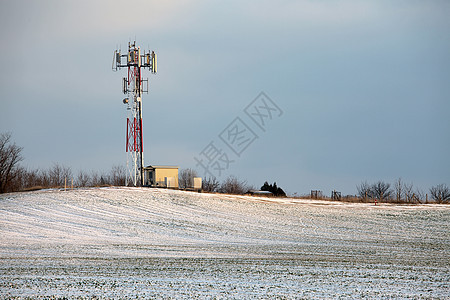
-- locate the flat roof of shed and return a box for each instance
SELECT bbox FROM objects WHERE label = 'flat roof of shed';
[144,165,179,169]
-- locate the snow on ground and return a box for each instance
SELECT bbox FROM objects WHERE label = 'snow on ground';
[0,187,449,298]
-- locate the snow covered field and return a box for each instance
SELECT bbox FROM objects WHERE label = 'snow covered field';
[0,187,449,298]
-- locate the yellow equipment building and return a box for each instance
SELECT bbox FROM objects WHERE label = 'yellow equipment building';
[144,165,179,188]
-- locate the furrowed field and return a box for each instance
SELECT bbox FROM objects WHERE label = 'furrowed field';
[1,187,449,299]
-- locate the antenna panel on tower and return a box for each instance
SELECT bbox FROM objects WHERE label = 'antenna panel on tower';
[122,78,128,94]
[152,51,157,73]
[116,52,121,66]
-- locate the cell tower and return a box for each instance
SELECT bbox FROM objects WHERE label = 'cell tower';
[112,41,157,186]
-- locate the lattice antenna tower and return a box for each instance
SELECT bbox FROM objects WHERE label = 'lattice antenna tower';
[112,41,157,186]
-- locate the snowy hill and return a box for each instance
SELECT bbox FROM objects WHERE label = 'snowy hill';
[1,187,449,260]
[1,187,449,298]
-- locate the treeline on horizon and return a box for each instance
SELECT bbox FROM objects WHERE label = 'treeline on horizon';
[1,132,449,204]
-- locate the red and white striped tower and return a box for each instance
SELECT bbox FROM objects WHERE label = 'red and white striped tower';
[113,41,157,186]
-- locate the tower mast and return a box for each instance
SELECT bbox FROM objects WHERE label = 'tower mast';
[113,41,157,186]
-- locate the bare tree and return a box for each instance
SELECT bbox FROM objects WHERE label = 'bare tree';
[38,168,51,188]
[413,188,424,204]
[24,168,42,189]
[394,178,418,203]
[403,182,415,203]
[90,171,100,186]
[178,168,198,189]
[357,181,372,200]
[202,176,220,192]
[48,163,72,187]
[12,166,26,191]
[371,181,392,202]
[110,165,126,186]
[394,178,403,202]
[219,175,249,195]
[77,170,91,187]
[0,133,24,193]
[49,163,63,187]
[430,184,450,204]
[8,165,26,192]
[62,165,72,187]
[90,170,111,187]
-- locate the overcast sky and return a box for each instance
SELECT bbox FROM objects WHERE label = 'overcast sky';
[1,0,449,195]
